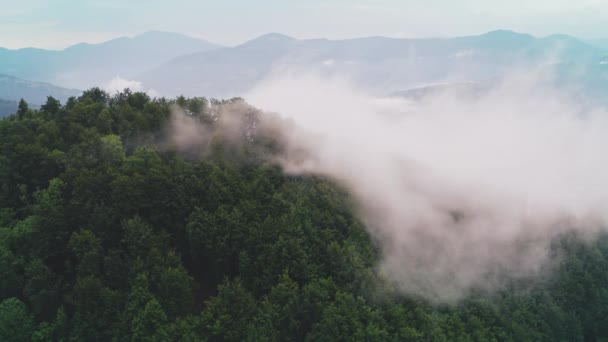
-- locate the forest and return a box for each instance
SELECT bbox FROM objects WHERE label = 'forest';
[1,89,608,341]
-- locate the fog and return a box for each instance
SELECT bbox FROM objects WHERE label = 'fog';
[238,69,608,301]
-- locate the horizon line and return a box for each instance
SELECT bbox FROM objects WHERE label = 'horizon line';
[1,28,600,52]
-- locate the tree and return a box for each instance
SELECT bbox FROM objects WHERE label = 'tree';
[163,315,206,342]
[69,276,119,341]
[31,178,68,261]
[116,273,155,339]
[201,279,257,341]
[23,258,59,320]
[0,246,23,300]
[31,307,68,342]
[41,96,61,117]
[262,272,301,339]
[69,229,102,277]
[0,297,35,342]
[153,266,193,319]
[16,99,29,119]
[306,292,388,342]
[131,299,169,341]
[99,134,126,164]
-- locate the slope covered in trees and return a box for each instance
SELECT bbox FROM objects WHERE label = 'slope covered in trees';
[1,89,608,341]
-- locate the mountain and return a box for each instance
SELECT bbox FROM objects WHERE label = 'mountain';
[391,82,489,101]
[138,33,299,97]
[0,98,17,117]
[139,30,605,98]
[0,31,221,89]
[4,84,608,341]
[587,39,608,50]
[2,30,603,100]
[0,74,80,105]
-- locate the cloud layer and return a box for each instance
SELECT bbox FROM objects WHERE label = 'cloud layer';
[243,71,608,301]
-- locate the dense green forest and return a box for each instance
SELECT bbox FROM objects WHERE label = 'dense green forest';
[1,89,608,341]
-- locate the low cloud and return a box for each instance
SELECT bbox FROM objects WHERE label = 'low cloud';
[104,76,158,96]
[242,70,608,302]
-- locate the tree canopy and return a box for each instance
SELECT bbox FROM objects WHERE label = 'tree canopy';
[1,89,607,341]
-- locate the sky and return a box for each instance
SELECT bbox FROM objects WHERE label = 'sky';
[1,0,607,49]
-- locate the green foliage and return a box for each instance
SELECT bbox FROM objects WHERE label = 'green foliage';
[1,88,608,341]
[0,297,35,342]
[40,97,61,118]
[69,229,102,277]
[32,307,68,342]
[0,245,23,300]
[201,279,257,341]
[131,299,169,341]
[17,99,29,120]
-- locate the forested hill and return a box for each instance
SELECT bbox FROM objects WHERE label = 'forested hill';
[1,89,608,341]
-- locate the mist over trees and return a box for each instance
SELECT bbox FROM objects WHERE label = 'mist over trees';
[1,89,608,341]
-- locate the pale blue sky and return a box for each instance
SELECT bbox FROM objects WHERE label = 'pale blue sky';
[1,0,606,49]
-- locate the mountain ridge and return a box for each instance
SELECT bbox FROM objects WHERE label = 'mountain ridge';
[0,73,80,105]
[1,30,605,100]
[0,31,222,90]
[138,29,604,98]
[0,98,17,118]
[1,31,221,53]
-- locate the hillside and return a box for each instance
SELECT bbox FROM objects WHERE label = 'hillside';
[1,88,608,340]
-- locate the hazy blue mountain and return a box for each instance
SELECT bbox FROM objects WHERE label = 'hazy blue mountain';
[391,82,489,101]
[587,39,608,50]
[0,98,17,117]
[0,74,80,105]
[0,31,221,89]
[2,30,603,100]
[139,33,298,97]
[139,30,605,98]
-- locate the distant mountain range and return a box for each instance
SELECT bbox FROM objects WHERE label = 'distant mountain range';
[0,74,80,104]
[0,98,17,118]
[588,39,608,50]
[391,82,489,101]
[0,31,221,90]
[1,30,607,106]
[138,30,608,98]
[0,74,81,117]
